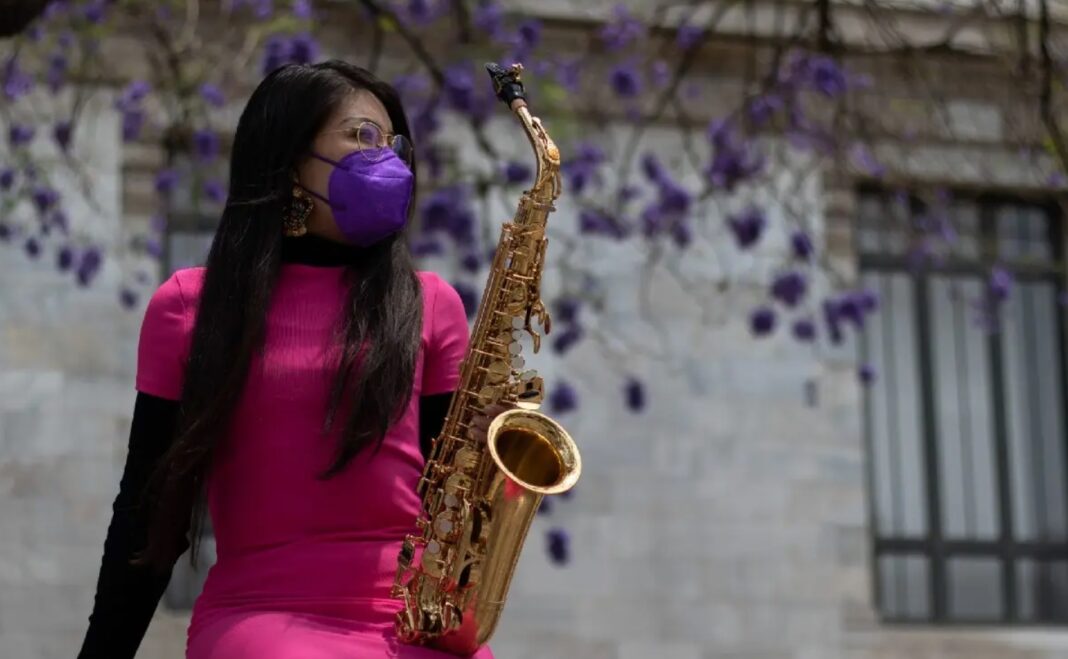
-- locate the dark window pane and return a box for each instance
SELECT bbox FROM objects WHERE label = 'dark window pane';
[928,276,999,540]
[948,557,1003,620]
[950,200,981,260]
[879,554,930,620]
[858,194,910,255]
[863,271,928,537]
[1002,283,1068,541]
[168,230,214,274]
[1018,560,1068,622]
[997,204,1052,262]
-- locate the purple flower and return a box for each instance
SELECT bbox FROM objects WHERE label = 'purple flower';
[57,245,74,271]
[791,230,814,260]
[850,143,885,178]
[204,179,226,204]
[554,58,582,93]
[549,381,579,414]
[792,318,817,342]
[551,325,584,355]
[857,288,879,313]
[32,186,59,214]
[641,176,691,242]
[251,0,273,19]
[289,33,319,64]
[0,222,11,242]
[750,306,776,337]
[121,110,144,142]
[609,63,641,98]
[859,364,877,385]
[193,130,220,162]
[50,210,69,234]
[0,169,14,191]
[546,527,570,565]
[671,220,693,249]
[989,266,1013,302]
[705,120,765,190]
[76,247,103,287]
[515,19,542,50]
[452,281,479,319]
[599,4,644,51]
[53,121,73,152]
[421,185,475,243]
[413,105,441,142]
[120,288,139,309]
[443,64,477,115]
[391,73,431,103]
[406,0,436,24]
[641,153,666,183]
[199,83,225,108]
[293,0,313,18]
[82,0,107,23]
[808,55,848,97]
[116,80,151,109]
[9,124,35,148]
[460,251,482,273]
[262,36,290,74]
[24,237,41,259]
[727,207,766,249]
[47,52,67,93]
[472,1,504,39]
[3,56,34,101]
[823,299,844,345]
[410,235,445,257]
[624,378,645,412]
[771,271,807,308]
[554,297,581,324]
[154,168,179,196]
[45,1,70,20]
[562,142,606,194]
[145,236,164,259]
[538,498,553,516]
[579,208,628,240]
[747,94,780,127]
[502,160,531,185]
[676,23,704,50]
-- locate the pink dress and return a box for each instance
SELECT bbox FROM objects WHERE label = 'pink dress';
[135,263,495,659]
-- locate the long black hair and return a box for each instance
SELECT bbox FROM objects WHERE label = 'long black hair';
[137,61,423,569]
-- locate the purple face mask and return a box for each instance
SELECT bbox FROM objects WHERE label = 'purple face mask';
[300,148,414,247]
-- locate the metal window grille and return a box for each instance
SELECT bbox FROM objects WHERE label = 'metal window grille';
[859,189,1068,624]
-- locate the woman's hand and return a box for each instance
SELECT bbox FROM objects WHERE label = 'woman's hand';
[468,403,511,445]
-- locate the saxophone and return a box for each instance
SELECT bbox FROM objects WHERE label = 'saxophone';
[391,62,582,655]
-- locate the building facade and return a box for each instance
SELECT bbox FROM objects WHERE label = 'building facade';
[3,2,1068,658]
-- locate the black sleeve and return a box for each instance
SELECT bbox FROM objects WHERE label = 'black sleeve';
[418,392,454,461]
[78,392,190,659]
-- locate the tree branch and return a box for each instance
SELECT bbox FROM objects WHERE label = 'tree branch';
[1038,0,1068,174]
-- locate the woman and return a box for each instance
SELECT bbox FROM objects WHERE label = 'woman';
[78,61,500,658]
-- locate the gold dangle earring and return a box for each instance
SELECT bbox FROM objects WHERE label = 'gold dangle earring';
[283,184,313,237]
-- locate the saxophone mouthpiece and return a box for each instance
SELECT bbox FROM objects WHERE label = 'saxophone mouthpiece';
[485,62,527,109]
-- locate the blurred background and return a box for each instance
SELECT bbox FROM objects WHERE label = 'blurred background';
[4,0,1068,657]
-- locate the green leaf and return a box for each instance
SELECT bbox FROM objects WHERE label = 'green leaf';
[378,15,396,32]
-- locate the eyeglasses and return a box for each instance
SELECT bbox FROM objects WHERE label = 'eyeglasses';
[352,121,413,167]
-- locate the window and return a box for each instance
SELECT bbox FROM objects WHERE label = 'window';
[859,189,1068,624]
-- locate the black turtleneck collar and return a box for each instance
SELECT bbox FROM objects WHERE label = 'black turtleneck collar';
[280,232,364,266]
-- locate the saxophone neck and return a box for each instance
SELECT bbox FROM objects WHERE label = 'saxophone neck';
[486,62,561,204]
[514,105,561,204]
